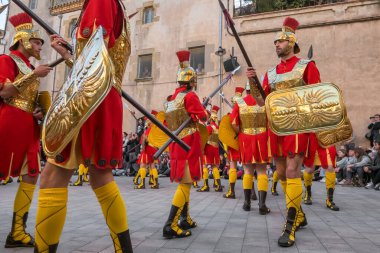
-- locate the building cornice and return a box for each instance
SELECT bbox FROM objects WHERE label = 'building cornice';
[50,0,85,15]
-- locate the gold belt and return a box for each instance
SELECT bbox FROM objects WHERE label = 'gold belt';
[6,98,34,113]
[241,127,267,135]
[178,127,197,140]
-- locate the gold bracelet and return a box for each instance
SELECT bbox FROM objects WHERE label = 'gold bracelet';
[65,58,74,68]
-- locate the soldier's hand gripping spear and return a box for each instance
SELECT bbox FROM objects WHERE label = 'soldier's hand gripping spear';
[154,66,241,159]
[11,0,191,152]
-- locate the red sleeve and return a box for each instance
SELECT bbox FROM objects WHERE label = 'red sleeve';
[303,61,321,85]
[78,0,123,48]
[230,103,240,126]
[262,73,271,95]
[0,55,18,83]
[206,125,213,135]
[184,92,208,123]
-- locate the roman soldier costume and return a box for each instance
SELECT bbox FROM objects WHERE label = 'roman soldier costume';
[260,17,319,247]
[0,12,45,248]
[198,105,223,192]
[135,110,160,189]
[230,83,270,214]
[223,87,244,199]
[162,50,208,239]
[34,0,133,252]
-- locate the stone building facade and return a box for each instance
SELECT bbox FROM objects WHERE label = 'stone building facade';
[2,0,380,147]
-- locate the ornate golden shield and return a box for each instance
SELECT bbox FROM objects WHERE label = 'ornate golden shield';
[316,117,353,148]
[37,91,51,114]
[265,83,348,136]
[218,115,239,151]
[42,27,114,157]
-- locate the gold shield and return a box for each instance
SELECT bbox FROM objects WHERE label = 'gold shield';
[42,27,114,157]
[148,111,169,151]
[265,83,347,136]
[316,117,353,148]
[218,115,239,151]
[37,91,51,114]
[198,123,209,150]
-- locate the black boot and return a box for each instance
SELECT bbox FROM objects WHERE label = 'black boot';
[197,179,209,192]
[296,206,308,231]
[258,191,270,215]
[134,178,145,189]
[278,207,297,247]
[5,212,35,248]
[272,182,279,196]
[251,182,257,201]
[303,185,312,205]
[163,205,191,239]
[215,179,223,192]
[115,230,133,253]
[179,202,197,230]
[326,188,339,211]
[223,183,236,199]
[242,189,251,211]
[34,243,58,253]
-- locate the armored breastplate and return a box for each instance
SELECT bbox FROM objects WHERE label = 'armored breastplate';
[164,92,197,139]
[207,124,219,147]
[108,20,131,93]
[267,59,310,91]
[6,55,39,113]
[237,98,267,135]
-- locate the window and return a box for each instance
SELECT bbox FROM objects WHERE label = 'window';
[143,7,154,24]
[138,54,152,79]
[233,0,346,16]
[189,46,205,74]
[68,18,78,37]
[28,0,37,9]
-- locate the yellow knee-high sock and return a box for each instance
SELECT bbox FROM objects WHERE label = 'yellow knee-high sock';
[229,168,237,184]
[202,167,209,180]
[257,174,269,192]
[172,184,191,207]
[35,188,68,252]
[152,168,159,179]
[243,174,253,190]
[212,167,220,186]
[138,167,146,187]
[12,182,36,243]
[94,181,129,252]
[280,180,287,194]
[325,171,336,190]
[303,171,313,187]
[286,178,303,211]
[273,171,279,183]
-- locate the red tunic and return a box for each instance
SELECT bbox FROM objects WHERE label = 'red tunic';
[168,86,207,182]
[263,56,321,158]
[228,147,240,162]
[137,127,158,164]
[303,134,337,168]
[0,51,40,180]
[230,94,269,164]
[58,0,125,169]
[203,122,220,165]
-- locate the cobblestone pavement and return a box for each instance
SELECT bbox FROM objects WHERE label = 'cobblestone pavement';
[1,176,380,253]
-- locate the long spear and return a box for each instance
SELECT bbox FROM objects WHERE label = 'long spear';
[11,0,190,152]
[153,66,241,159]
[0,3,8,14]
[217,0,266,100]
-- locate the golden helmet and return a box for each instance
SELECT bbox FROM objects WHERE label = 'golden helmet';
[274,17,300,54]
[9,13,44,60]
[176,50,197,83]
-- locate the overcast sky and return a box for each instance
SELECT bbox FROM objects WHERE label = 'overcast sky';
[0,1,9,30]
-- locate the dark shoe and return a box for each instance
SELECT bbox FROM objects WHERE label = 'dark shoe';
[271,182,279,196]
[215,179,223,192]
[134,178,145,189]
[251,183,258,201]
[197,179,209,192]
[326,188,339,211]
[278,207,297,247]
[258,191,270,215]
[193,182,200,188]
[179,202,197,230]
[116,230,133,253]
[151,178,159,189]
[163,205,191,239]
[223,183,236,199]
[71,175,83,186]
[242,189,251,211]
[303,185,312,205]
[5,232,34,248]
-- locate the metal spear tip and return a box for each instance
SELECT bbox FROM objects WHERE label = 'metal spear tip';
[0,4,9,14]
[308,45,313,60]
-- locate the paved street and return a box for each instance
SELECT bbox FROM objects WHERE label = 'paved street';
[1,176,380,253]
